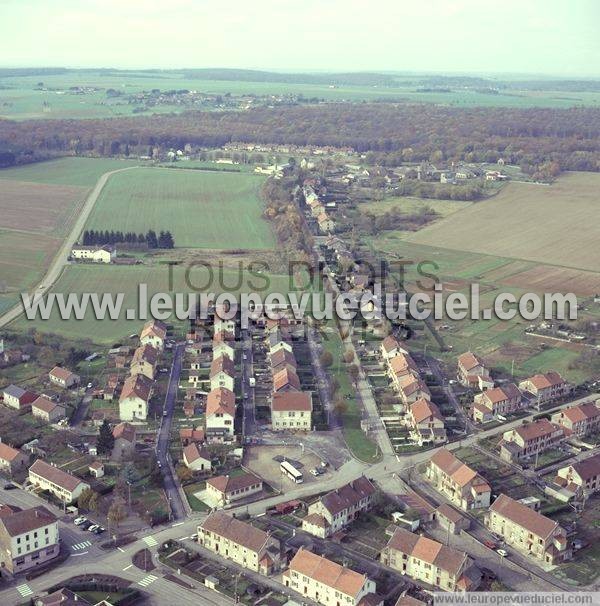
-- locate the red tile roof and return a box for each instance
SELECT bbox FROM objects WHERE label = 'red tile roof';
[29,459,86,493]
[490,494,560,539]
[206,471,262,494]
[206,387,236,417]
[272,391,312,412]
[288,548,369,598]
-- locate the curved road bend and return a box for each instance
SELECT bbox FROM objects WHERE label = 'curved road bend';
[156,342,187,520]
[0,165,139,330]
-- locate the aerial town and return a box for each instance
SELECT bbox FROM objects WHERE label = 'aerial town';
[1,3,600,606]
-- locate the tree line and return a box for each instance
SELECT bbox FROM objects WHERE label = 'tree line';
[1,103,599,174]
[82,229,175,249]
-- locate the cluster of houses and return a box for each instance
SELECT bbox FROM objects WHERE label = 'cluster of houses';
[381,335,447,446]
[118,319,167,421]
[180,315,238,473]
[421,448,572,570]
[499,400,600,463]
[457,351,571,424]
[303,182,336,234]
[2,365,80,425]
[267,320,313,431]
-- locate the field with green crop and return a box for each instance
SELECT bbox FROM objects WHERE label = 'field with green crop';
[84,167,275,249]
[2,71,600,120]
[0,157,141,187]
[16,264,295,342]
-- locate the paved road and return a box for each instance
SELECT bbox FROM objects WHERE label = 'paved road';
[156,342,187,520]
[0,165,139,330]
[240,327,256,437]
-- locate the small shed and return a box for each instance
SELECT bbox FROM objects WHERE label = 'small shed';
[434,503,470,535]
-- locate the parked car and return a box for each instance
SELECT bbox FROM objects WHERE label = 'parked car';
[496,548,508,557]
[3,483,16,490]
[483,540,497,550]
[88,524,100,532]
[74,516,87,526]
[80,521,93,531]
[93,526,105,534]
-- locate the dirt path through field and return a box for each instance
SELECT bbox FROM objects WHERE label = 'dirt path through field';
[0,165,139,329]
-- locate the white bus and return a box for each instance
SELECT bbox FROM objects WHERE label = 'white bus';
[280,460,303,484]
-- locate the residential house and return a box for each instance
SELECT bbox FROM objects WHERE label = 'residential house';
[426,449,491,510]
[457,352,491,389]
[206,472,263,505]
[472,383,522,423]
[551,453,600,501]
[212,338,235,361]
[118,374,152,421]
[518,371,570,404]
[205,387,236,440]
[395,596,426,606]
[387,354,419,390]
[183,443,212,472]
[551,401,600,438]
[270,348,297,375]
[130,344,158,380]
[28,460,90,503]
[0,506,59,573]
[71,244,115,263]
[268,331,293,355]
[273,367,301,392]
[3,385,38,411]
[500,419,565,463]
[381,526,480,591]
[406,398,447,445]
[89,461,104,478]
[140,319,167,351]
[198,511,281,574]
[397,375,431,405]
[434,503,470,535]
[271,391,312,431]
[302,476,377,538]
[112,422,136,460]
[317,213,335,234]
[284,548,380,606]
[380,335,408,360]
[31,396,65,423]
[180,427,205,446]
[0,443,29,476]
[485,494,571,567]
[209,355,235,391]
[48,366,80,389]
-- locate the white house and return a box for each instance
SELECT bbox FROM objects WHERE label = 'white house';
[71,244,115,264]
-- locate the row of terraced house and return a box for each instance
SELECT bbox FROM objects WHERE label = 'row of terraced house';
[381,335,447,446]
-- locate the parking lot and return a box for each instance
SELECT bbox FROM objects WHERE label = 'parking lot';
[244,444,328,491]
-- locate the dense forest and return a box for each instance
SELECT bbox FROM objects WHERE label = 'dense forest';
[1,103,599,171]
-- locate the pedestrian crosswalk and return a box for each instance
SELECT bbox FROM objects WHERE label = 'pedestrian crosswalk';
[142,535,158,547]
[71,540,92,551]
[16,584,33,597]
[138,574,158,587]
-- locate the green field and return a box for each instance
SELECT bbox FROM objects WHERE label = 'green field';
[84,168,275,249]
[0,157,141,187]
[2,71,600,120]
[16,264,295,342]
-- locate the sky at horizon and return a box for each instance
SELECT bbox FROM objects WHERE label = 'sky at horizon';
[1,0,598,77]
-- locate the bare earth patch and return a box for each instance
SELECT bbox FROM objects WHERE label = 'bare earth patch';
[0,180,87,236]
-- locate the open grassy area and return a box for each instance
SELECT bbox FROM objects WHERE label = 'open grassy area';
[16,263,294,342]
[3,71,600,121]
[320,321,381,463]
[360,195,472,218]
[84,167,275,249]
[0,157,140,187]
[405,172,600,273]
